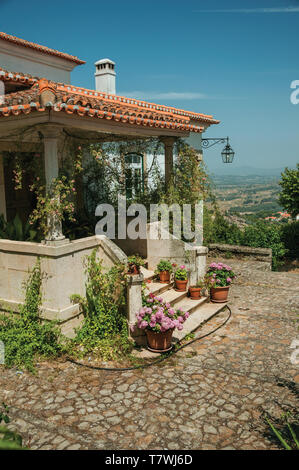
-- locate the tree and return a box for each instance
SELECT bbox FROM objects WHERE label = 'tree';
[278,164,299,218]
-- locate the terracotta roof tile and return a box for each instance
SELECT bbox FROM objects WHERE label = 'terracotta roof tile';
[0,32,85,65]
[0,70,219,132]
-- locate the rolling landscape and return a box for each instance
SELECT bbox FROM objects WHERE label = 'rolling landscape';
[208,166,285,221]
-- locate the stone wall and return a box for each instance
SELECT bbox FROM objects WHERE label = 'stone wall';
[0,235,127,336]
[115,221,208,285]
[208,243,272,271]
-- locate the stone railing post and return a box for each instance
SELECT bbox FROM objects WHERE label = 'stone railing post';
[195,246,208,281]
[126,273,146,344]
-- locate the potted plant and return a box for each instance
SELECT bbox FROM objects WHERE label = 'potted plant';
[127,254,145,275]
[174,265,188,291]
[205,262,236,303]
[188,279,204,300]
[155,259,174,283]
[133,293,190,352]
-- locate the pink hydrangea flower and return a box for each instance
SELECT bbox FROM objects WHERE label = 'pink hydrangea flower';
[155,311,163,321]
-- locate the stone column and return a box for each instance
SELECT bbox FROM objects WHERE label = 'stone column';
[0,153,6,220]
[41,125,67,245]
[161,137,176,187]
[126,273,146,345]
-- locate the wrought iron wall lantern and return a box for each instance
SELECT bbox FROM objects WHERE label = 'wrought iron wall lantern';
[202,136,235,163]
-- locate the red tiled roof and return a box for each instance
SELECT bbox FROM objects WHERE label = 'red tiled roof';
[0,32,85,65]
[0,69,220,132]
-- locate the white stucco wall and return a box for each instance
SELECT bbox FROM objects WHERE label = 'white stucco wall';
[0,39,79,82]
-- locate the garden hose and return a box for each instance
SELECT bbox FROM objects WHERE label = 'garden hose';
[67,305,232,372]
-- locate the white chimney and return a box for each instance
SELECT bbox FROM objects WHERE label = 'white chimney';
[94,58,116,95]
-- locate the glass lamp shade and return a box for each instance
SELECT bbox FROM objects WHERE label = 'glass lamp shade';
[221,144,235,163]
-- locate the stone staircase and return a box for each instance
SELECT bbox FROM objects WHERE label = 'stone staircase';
[140,267,227,343]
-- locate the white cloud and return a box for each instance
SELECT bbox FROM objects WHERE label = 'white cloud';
[195,7,299,13]
[118,91,207,100]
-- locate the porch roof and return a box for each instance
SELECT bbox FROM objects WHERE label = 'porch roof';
[0,68,220,134]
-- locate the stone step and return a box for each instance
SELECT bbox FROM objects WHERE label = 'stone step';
[147,280,173,296]
[159,288,188,306]
[173,302,228,342]
[175,295,208,315]
[140,266,155,281]
[133,301,228,357]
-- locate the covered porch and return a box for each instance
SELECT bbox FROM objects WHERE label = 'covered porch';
[0,71,219,334]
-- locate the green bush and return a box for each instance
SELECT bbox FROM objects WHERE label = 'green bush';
[240,221,286,269]
[281,221,299,260]
[71,250,132,360]
[0,214,38,242]
[203,209,242,245]
[0,259,63,372]
[203,210,286,269]
[0,403,24,450]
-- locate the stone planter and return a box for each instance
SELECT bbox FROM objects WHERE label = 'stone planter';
[159,270,170,283]
[210,286,230,303]
[175,279,188,292]
[145,328,174,353]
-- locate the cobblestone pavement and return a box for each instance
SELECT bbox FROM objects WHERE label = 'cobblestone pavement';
[0,258,298,450]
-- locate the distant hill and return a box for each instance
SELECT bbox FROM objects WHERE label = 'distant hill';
[207,165,286,178]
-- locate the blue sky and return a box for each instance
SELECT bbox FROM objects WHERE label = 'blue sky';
[1,0,298,171]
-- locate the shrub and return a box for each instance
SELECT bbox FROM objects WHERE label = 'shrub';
[0,214,38,242]
[0,403,24,450]
[204,209,286,269]
[281,221,299,259]
[240,221,286,269]
[0,259,63,372]
[203,209,242,245]
[71,250,132,360]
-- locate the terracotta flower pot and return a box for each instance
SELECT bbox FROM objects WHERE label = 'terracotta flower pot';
[159,270,170,283]
[128,265,140,275]
[145,328,174,352]
[189,286,201,300]
[210,286,230,303]
[175,279,188,292]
